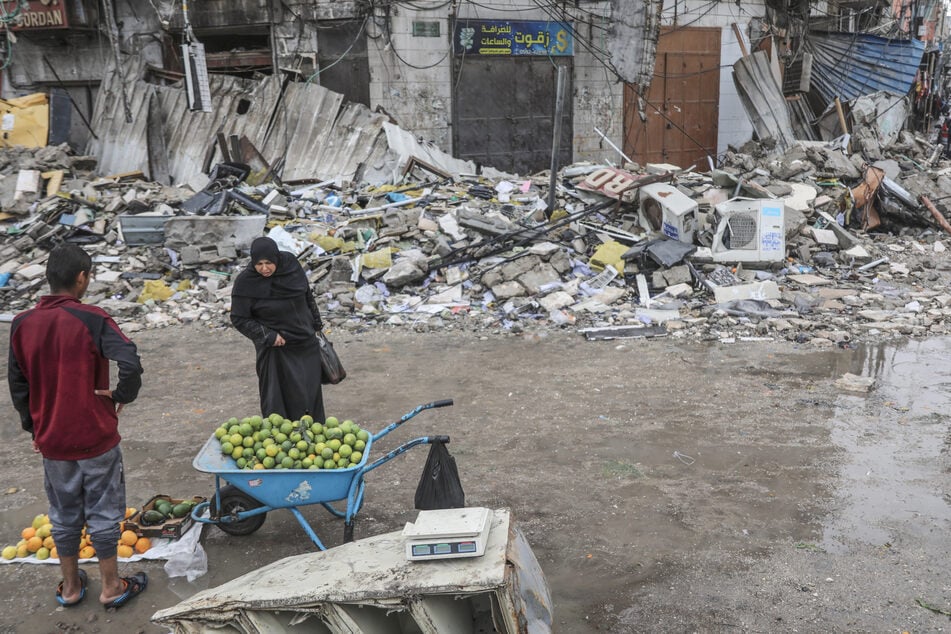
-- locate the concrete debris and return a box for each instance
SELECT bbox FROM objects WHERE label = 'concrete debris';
[3,129,951,346]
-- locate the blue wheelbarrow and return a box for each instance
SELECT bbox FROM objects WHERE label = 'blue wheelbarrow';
[190,399,453,550]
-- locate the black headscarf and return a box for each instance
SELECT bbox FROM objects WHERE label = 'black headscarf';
[231,237,310,311]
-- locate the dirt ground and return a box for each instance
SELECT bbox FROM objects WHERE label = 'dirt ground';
[0,324,949,633]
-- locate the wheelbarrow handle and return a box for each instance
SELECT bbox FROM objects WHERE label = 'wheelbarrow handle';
[361,435,450,475]
[373,399,454,441]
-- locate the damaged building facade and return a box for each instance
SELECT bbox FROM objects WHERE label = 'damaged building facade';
[3,0,784,177]
[2,0,950,177]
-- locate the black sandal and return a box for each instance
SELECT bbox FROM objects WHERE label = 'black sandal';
[102,571,148,610]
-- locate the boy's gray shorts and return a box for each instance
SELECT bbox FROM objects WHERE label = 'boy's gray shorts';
[43,445,125,553]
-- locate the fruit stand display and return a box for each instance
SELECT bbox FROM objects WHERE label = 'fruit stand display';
[192,399,453,550]
[2,509,151,563]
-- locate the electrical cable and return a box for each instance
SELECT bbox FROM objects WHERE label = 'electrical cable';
[305,16,368,83]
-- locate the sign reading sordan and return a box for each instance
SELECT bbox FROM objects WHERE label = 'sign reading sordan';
[1,0,69,31]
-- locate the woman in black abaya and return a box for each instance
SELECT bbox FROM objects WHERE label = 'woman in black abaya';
[231,236,326,422]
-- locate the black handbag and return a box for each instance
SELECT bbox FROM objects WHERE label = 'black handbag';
[318,333,346,385]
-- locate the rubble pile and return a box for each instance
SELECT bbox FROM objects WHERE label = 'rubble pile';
[2,138,951,345]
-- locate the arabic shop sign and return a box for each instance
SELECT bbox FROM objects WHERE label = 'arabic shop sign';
[454,20,573,57]
[0,0,69,30]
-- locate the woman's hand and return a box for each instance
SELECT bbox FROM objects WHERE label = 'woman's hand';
[273,334,286,347]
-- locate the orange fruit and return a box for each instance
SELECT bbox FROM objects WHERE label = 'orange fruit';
[49,547,58,559]
[125,507,137,519]
[120,530,138,546]
[20,527,35,540]
[42,536,55,550]
[117,544,134,559]
[25,536,42,553]
[133,537,151,554]
[79,545,95,559]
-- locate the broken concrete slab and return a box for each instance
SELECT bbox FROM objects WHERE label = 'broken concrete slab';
[713,280,781,304]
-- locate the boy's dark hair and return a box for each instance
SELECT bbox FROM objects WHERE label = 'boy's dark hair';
[46,245,92,292]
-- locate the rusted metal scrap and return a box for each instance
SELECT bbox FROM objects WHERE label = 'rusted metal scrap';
[919,196,951,236]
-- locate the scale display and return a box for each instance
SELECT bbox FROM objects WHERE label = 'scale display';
[403,507,492,561]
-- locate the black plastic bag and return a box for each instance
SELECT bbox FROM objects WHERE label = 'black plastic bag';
[318,333,346,385]
[414,441,465,510]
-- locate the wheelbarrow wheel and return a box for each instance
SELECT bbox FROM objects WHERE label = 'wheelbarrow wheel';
[211,485,267,536]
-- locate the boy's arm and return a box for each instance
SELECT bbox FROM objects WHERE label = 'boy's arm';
[7,346,34,435]
[98,318,143,404]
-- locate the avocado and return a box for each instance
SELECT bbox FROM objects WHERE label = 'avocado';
[141,510,166,525]
[171,503,190,518]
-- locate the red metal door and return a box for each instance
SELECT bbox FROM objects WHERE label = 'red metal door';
[624,27,721,169]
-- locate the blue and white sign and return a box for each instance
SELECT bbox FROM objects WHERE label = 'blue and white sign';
[454,20,573,57]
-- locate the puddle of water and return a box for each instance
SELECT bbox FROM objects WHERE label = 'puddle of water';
[822,338,951,553]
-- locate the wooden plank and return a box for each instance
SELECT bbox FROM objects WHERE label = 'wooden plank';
[216,131,232,163]
[732,23,749,57]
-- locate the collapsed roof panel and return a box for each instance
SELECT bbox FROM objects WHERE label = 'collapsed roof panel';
[806,32,926,104]
[86,57,467,188]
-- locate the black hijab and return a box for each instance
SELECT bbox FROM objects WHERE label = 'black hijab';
[232,237,310,310]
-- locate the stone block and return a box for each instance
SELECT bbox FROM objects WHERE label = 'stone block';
[491,281,526,299]
[539,291,574,311]
[499,255,540,281]
[382,259,426,287]
[517,262,561,294]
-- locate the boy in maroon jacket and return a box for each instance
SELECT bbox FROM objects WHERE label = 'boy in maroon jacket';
[8,245,148,610]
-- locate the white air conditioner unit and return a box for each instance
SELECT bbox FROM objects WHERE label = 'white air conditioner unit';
[638,182,698,243]
[711,198,785,263]
[183,41,212,113]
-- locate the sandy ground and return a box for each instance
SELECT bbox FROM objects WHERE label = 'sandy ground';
[0,325,949,633]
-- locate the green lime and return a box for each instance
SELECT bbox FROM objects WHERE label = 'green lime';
[350,451,362,463]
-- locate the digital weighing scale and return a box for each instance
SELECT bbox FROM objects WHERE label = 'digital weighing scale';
[402,507,493,561]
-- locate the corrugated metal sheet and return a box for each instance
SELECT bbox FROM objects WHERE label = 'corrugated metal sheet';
[88,68,381,186]
[86,60,466,187]
[806,32,925,104]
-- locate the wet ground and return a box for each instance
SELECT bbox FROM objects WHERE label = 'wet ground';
[0,325,948,633]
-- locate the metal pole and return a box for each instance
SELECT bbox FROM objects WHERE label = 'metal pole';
[547,64,567,218]
[100,0,133,123]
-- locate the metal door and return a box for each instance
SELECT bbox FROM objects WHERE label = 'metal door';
[318,21,370,107]
[624,27,720,169]
[452,56,573,174]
